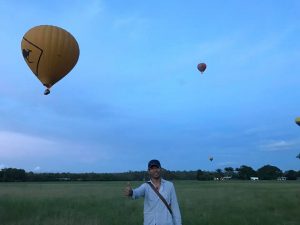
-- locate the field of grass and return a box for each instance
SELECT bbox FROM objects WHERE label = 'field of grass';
[0,180,299,225]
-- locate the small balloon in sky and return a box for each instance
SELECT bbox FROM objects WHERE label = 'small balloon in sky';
[197,63,207,74]
[209,157,213,162]
[295,117,300,126]
[21,25,80,95]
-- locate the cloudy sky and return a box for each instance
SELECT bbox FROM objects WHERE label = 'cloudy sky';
[0,0,299,173]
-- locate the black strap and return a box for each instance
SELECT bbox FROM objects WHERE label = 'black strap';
[146,181,173,216]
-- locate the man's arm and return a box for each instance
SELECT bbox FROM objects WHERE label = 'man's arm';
[132,183,146,199]
[124,182,146,199]
[124,182,133,197]
[170,184,182,225]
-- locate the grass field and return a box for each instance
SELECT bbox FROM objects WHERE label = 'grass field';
[0,180,299,225]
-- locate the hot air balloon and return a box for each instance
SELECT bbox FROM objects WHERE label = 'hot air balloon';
[295,117,300,126]
[197,63,206,74]
[21,25,80,95]
[209,157,213,162]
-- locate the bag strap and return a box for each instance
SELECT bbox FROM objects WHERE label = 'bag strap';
[146,181,173,216]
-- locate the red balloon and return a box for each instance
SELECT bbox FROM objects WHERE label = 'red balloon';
[197,63,207,74]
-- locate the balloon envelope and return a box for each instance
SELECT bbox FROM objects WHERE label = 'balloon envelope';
[295,117,300,126]
[209,157,213,161]
[197,63,206,73]
[21,25,79,89]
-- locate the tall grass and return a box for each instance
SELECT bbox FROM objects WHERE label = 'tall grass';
[177,180,300,225]
[0,181,299,225]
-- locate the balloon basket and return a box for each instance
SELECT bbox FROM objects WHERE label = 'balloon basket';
[44,89,50,95]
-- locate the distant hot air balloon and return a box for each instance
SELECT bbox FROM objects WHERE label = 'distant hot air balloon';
[209,157,213,162]
[197,63,206,74]
[295,117,300,126]
[21,25,80,95]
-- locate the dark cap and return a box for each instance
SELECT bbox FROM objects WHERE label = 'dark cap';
[148,159,161,169]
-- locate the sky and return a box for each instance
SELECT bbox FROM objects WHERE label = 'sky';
[0,0,300,173]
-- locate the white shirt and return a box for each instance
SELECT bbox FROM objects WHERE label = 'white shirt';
[132,179,182,225]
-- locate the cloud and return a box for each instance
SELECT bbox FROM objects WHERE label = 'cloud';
[217,161,236,167]
[259,140,297,152]
[33,166,41,172]
[230,26,299,68]
[65,0,104,21]
[194,34,239,57]
[0,130,113,163]
[244,126,268,135]
[83,0,103,17]
[113,15,147,29]
[112,14,149,40]
[0,164,6,169]
[0,131,117,171]
[0,130,57,158]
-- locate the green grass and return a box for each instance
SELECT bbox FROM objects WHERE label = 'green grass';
[0,181,299,225]
[177,181,300,225]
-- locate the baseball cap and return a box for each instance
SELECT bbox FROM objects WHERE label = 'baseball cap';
[148,159,161,169]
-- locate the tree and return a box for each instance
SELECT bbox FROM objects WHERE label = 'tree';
[284,170,298,180]
[237,165,257,180]
[215,169,223,179]
[257,165,282,180]
[197,170,214,181]
[0,168,26,181]
[224,167,234,177]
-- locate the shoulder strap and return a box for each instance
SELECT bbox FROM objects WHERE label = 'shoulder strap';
[146,181,173,216]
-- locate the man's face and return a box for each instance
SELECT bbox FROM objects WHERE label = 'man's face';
[148,166,161,179]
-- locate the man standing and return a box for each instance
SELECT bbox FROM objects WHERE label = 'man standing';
[124,159,182,225]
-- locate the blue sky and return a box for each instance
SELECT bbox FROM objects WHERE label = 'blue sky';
[0,0,299,173]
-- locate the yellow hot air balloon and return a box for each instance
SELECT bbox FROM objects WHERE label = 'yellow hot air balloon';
[21,25,79,95]
[295,117,300,126]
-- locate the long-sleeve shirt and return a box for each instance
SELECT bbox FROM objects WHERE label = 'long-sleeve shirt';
[132,179,182,225]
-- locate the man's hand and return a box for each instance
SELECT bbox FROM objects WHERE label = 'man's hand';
[124,181,133,197]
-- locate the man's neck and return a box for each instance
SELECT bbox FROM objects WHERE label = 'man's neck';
[151,177,161,185]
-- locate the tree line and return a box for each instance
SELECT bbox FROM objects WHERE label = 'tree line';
[0,165,299,182]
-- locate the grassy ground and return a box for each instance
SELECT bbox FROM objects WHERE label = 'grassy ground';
[177,180,300,225]
[0,180,299,225]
